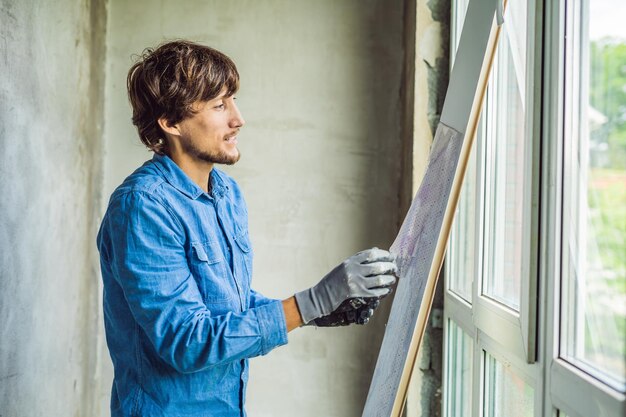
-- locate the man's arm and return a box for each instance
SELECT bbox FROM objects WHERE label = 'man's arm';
[282,297,304,331]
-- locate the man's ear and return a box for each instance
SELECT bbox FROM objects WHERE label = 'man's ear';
[158,117,181,137]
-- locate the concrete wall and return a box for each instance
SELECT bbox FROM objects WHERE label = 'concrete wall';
[103,1,406,416]
[0,2,440,416]
[0,0,107,416]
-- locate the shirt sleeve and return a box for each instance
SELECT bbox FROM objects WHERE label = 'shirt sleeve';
[249,289,277,308]
[101,191,288,374]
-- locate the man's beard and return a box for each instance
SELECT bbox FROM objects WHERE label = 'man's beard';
[182,140,240,165]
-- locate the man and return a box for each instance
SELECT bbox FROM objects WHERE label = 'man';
[97,40,397,416]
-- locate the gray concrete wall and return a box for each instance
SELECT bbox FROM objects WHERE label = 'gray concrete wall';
[0,0,107,416]
[102,1,406,416]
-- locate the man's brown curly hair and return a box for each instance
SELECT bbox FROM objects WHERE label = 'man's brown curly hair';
[127,40,240,155]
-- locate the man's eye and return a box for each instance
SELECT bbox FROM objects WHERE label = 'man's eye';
[214,103,225,109]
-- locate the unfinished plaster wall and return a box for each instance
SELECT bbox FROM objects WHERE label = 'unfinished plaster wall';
[0,0,107,416]
[103,1,405,415]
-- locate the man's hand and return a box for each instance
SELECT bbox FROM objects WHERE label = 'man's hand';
[294,248,397,325]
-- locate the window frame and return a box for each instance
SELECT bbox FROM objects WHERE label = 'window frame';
[443,0,626,416]
[540,0,626,416]
[471,0,541,365]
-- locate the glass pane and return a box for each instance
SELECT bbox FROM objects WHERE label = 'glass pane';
[447,0,475,304]
[448,145,477,302]
[483,352,534,417]
[444,320,473,417]
[482,0,528,311]
[560,0,626,393]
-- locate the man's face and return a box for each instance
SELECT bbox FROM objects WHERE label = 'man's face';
[174,89,245,166]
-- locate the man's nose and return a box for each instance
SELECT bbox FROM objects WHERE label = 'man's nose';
[230,103,245,128]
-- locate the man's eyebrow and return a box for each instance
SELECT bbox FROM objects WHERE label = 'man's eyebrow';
[212,92,230,100]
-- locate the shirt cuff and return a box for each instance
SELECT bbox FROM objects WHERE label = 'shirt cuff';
[255,299,288,355]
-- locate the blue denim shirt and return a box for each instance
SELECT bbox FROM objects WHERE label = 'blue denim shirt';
[97,154,288,417]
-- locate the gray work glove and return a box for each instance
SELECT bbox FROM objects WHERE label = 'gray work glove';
[294,248,397,325]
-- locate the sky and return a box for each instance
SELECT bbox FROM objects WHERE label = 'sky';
[590,0,626,40]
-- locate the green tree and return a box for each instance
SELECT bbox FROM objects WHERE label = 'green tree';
[590,39,626,168]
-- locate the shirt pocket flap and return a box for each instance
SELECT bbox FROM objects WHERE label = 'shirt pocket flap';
[192,242,221,264]
[233,229,251,253]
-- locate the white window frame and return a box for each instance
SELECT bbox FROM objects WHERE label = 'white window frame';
[443,1,625,416]
[444,1,544,415]
[541,1,626,416]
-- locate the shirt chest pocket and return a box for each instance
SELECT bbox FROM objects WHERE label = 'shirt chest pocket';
[190,241,236,305]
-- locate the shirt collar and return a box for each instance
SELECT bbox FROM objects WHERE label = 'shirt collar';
[151,153,229,200]
[209,167,229,199]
